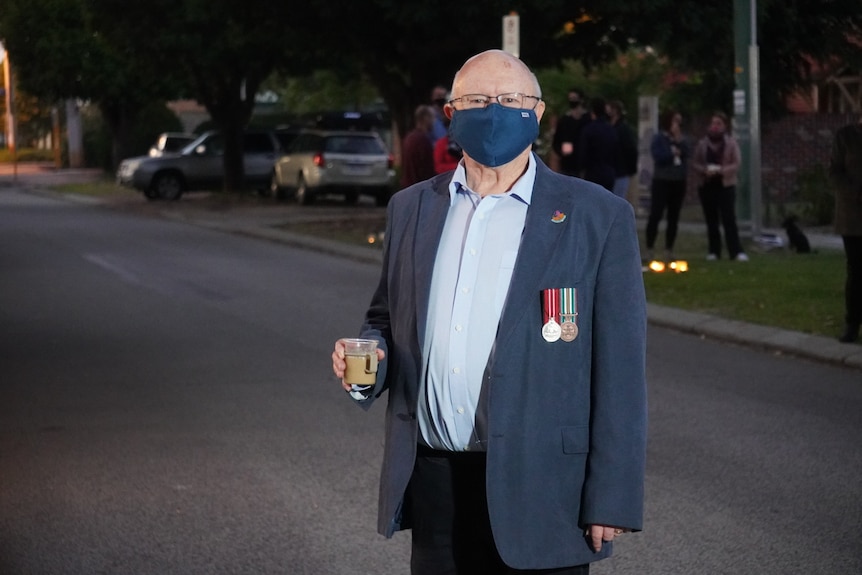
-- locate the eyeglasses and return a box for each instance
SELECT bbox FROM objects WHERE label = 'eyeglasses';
[448,93,542,111]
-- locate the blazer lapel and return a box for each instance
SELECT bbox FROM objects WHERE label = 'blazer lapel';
[495,166,573,352]
[413,180,451,350]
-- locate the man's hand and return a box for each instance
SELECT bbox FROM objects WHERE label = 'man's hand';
[586,525,627,553]
[332,339,385,392]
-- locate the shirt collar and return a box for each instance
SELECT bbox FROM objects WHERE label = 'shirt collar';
[447,153,536,206]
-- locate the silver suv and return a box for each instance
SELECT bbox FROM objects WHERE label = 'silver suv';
[271,130,395,205]
[117,130,281,200]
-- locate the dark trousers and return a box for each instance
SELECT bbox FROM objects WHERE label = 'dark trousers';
[409,445,590,575]
[843,235,862,326]
[698,180,743,258]
[645,178,687,251]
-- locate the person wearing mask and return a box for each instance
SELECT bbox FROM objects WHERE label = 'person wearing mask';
[332,49,647,574]
[429,85,449,145]
[692,111,748,261]
[577,97,619,192]
[829,115,862,343]
[606,100,638,200]
[551,88,590,176]
[433,114,462,174]
[645,110,690,261]
[400,105,436,188]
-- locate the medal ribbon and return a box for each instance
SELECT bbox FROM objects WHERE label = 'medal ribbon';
[560,287,577,320]
[542,288,560,325]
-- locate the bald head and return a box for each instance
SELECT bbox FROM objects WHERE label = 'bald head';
[451,50,542,100]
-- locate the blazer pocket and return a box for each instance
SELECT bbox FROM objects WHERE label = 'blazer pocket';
[561,425,590,454]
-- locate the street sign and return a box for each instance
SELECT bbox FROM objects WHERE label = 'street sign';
[503,13,520,58]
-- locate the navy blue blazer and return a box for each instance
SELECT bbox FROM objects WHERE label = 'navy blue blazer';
[356,155,647,570]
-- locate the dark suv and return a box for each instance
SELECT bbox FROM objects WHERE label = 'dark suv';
[117,130,281,200]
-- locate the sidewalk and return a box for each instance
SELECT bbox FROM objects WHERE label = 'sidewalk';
[9,166,862,371]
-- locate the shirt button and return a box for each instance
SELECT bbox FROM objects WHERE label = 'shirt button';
[463,446,471,451]
[454,324,463,332]
[457,407,465,414]
[452,367,460,374]
[461,287,470,294]
[469,248,477,256]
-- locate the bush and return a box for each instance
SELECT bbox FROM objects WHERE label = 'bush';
[0,148,55,163]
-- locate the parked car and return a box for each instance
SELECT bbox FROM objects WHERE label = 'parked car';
[271,129,395,205]
[148,132,197,157]
[117,130,281,200]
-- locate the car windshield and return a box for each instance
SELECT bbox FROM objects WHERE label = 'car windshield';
[180,133,211,154]
[324,136,385,155]
[180,133,224,155]
[274,131,300,151]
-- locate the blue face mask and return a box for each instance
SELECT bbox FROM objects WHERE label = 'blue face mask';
[448,104,539,167]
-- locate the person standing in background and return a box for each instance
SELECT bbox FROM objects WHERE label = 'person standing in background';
[644,110,690,262]
[692,111,748,261]
[551,88,590,176]
[606,100,638,200]
[578,97,619,192]
[433,114,462,174]
[829,116,862,343]
[400,105,436,188]
[429,85,449,145]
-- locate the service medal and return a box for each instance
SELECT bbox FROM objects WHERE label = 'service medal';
[560,287,579,342]
[541,288,562,342]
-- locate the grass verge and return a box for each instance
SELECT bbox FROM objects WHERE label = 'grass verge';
[642,235,845,338]
[50,179,139,199]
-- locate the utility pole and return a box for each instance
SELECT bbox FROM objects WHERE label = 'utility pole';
[733,0,762,234]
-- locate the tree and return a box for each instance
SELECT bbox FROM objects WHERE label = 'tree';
[309,0,862,137]
[0,0,187,167]
[157,0,318,191]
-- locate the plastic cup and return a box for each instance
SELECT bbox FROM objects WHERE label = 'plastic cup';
[342,338,379,386]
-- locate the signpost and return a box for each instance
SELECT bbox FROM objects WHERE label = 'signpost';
[503,12,520,58]
[733,0,762,234]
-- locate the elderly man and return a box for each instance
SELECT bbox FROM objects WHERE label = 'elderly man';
[332,49,647,574]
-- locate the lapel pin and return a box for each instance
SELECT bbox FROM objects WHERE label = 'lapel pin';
[551,210,567,223]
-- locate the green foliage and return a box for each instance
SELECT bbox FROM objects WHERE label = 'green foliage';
[262,70,383,118]
[0,148,54,162]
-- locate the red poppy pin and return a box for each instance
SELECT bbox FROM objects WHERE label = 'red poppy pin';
[551,210,567,223]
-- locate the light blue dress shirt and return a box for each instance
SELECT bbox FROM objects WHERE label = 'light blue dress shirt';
[418,155,537,451]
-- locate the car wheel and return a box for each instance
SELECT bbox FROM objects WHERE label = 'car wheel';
[270,171,286,200]
[295,175,315,205]
[152,171,184,201]
[344,190,359,205]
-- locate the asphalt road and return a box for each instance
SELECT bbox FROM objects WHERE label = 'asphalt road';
[1,188,860,574]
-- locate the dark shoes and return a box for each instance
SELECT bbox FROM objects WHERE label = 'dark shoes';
[838,323,860,343]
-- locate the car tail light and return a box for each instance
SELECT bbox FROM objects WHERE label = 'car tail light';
[387,154,394,169]
[313,152,325,167]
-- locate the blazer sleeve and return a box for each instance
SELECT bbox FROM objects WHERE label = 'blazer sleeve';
[580,200,648,531]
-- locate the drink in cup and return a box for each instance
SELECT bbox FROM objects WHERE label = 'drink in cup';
[342,338,379,386]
